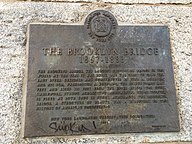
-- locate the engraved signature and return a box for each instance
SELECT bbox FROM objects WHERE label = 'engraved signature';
[49,121,97,134]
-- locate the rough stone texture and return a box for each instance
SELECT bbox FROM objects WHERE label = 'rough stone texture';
[100,0,192,4]
[0,2,191,144]
[0,0,192,4]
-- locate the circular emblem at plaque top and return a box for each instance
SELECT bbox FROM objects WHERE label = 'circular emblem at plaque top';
[85,10,118,42]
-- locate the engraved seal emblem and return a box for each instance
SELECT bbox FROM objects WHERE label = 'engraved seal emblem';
[85,10,118,42]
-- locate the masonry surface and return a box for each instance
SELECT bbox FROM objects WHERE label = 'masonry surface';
[0,1,191,144]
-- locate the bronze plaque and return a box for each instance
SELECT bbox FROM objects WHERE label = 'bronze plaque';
[23,10,179,137]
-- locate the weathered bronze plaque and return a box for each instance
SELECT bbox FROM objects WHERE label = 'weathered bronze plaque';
[23,10,179,137]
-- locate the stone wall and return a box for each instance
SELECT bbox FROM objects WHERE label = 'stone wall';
[0,1,191,144]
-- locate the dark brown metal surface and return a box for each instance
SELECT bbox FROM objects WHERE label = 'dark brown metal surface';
[23,10,179,137]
